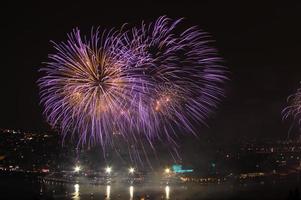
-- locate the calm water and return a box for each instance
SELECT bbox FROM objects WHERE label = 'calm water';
[0,175,300,199]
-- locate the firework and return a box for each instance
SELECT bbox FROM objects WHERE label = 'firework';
[38,28,138,148]
[283,85,301,124]
[121,16,227,142]
[38,16,228,155]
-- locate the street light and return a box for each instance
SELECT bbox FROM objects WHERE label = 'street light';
[165,168,171,174]
[105,166,112,174]
[129,167,135,174]
[74,165,81,172]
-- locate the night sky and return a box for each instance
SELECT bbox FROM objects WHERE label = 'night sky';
[2,1,301,142]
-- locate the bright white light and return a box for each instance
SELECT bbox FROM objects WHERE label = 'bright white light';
[165,168,171,174]
[73,184,80,199]
[106,185,111,199]
[165,186,170,199]
[74,184,79,193]
[129,185,134,199]
[105,167,112,174]
[129,167,135,174]
[74,166,81,172]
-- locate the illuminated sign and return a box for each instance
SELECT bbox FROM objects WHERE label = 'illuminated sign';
[172,165,193,173]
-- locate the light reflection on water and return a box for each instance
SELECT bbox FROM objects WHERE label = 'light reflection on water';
[105,185,111,199]
[72,184,80,200]
[129,185,134,200]
[40,179,300,200]
[68,184,171,200]
[165,185,170,199]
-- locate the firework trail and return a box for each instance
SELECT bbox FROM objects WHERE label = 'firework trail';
[38,16,228,158]
[283,85,301,120]
[121,17,227,143]
[283,85,301,139]
[38,28,138,149]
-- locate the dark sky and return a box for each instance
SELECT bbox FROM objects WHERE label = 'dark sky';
[1,1,301,141]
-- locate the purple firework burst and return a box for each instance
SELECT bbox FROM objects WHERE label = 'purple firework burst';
[121,17,227,142]
[38,16,228,156]
[283,85,301,124]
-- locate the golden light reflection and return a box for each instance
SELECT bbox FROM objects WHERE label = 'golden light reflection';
[129,185,134,200]
[165,185,170,199]
[72,184,80,200]
[105,185,111,199]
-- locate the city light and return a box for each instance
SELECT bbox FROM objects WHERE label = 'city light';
[129,167,135,174]
[2,130,301,198]
[172,164,193,173]
[74,165,81,172]
[105,166,112,174]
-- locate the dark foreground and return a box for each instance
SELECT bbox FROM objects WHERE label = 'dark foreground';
[0,173,300,200]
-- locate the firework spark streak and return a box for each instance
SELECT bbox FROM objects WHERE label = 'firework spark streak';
[38,16,228,158]
[283,85,301,124]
